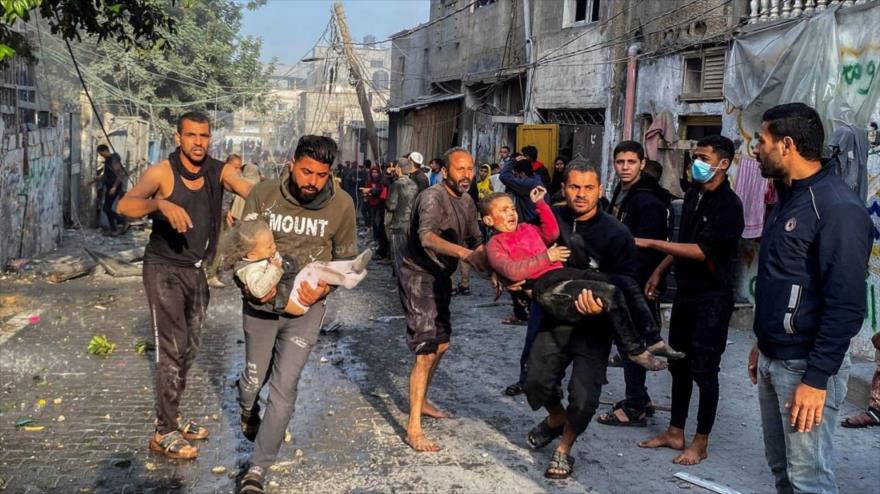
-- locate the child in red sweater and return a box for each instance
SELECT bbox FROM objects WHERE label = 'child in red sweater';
[483,187,682,370]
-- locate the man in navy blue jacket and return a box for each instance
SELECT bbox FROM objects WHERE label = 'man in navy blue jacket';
[748,103,871,494]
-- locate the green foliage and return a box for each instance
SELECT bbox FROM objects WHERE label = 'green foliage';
[0,0,180,63]
[134,339,155,354]
[87,334,116,357]
[83,0,275,136]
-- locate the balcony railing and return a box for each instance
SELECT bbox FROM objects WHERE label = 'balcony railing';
[748,0,875,24]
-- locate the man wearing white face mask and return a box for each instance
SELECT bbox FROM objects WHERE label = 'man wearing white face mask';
[633,135,744,466]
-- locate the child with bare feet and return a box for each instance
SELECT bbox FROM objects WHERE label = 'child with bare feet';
[221,219,371,316]
[482,188,683,371]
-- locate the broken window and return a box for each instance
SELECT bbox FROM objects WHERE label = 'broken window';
[372,70,390,91]
[680,115,722,141]
[0,56,36,130]
[570,0,600,24]
[681,50,725,101]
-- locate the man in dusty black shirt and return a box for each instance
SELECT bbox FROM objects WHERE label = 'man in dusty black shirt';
[398,147,487,453]
[523,160,638,479]
[637,135,744,466]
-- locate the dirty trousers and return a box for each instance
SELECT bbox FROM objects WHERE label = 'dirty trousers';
[524,321,613,436]
[143,263,209,435]
[667,290,733,435]
[532,267,658,356]
[238,301,325,469]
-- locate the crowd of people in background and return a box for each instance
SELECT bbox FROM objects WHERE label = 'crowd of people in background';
[104,102,874,494]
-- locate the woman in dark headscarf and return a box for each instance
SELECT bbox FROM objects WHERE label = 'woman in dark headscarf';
[549,156,567,202]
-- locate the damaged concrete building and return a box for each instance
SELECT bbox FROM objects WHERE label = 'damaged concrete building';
[387,0,747,189]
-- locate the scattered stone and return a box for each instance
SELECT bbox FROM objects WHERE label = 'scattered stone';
[57,415,65,422]
[372,315,404,323]
[319,356,329,363]
[369,390,390,398]
[211,414,219,421]
[321,320,343,333]
[481,453,488,458]
[144,462,156,472]
[53,398,62,405]
[104,414,111,420]
[211,466,227,475]
[284,430,292,443]
[294,448,304,458]
[268,481,279,488]
[94,305,107,311]
[328,410,335,416]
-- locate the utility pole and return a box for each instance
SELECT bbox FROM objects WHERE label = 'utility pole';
[333,2,381,163]
[522,0,536,124]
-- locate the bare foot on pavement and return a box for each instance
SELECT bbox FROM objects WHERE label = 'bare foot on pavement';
[673,443,708,465]
[406,433,441,452]
[422,401,449,419]
[639,429,685,450]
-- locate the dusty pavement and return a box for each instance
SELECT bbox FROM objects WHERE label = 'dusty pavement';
[1,229,878,494]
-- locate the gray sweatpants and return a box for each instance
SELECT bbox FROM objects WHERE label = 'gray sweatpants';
[238,301,326,469]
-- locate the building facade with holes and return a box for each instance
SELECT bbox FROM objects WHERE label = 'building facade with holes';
[387,0,527,164]
[529,0,616,183]
[627,0,747,198]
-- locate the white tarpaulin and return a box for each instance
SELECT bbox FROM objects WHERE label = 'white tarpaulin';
[726,3,880,134]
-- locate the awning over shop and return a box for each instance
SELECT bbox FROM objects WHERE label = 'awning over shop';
[386,93,464,113]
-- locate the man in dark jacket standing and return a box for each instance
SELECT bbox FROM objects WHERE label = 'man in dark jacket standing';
[748,103,871,493]
[599,140,675,426]
[636,135,744,465]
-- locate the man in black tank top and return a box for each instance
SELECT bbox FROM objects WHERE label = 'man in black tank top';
[118,111,256,460]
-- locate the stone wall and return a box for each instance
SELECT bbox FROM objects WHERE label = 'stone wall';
[0,124,66,267]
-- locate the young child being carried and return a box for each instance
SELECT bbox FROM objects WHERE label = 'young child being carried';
[482,187,683,370]
[220,219,371,315]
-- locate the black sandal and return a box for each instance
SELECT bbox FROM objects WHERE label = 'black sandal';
[527,418,564,450]
[611,399,655,418]
[503,382,524,396]
[544,450,575,479]
[596,403,647,427]
[239,466,265,494]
